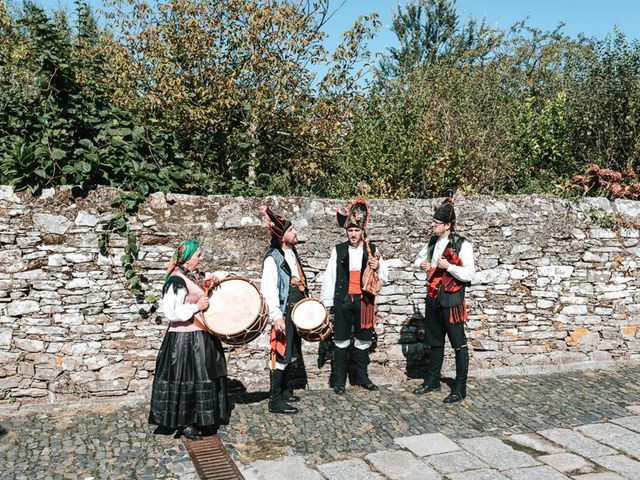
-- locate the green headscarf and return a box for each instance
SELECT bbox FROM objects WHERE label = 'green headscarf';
[163,239,200,282]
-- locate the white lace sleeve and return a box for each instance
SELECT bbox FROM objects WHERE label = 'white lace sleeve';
[162,284,199,321]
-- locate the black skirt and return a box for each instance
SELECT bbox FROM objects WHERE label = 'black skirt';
[148,330,230,429]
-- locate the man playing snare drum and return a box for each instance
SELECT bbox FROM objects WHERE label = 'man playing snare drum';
[320,198,389,395]
[260,205,309,414]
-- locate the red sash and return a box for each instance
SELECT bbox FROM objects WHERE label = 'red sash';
[270,326,286,369]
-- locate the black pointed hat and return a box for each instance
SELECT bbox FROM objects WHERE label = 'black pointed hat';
[433,189,456,226]
[337,197,370,229]
[261,205,292,240]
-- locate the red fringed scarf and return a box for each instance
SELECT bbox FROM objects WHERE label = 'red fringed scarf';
[427,247,468,324]
[269,326,286,370]
[360,292,376,329]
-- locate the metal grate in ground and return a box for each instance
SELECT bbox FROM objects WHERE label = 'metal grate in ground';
[182,434,244,480]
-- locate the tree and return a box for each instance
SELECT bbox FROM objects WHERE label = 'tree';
[0,0,186,194]
[103,0,379,195]
[378,0,502,79]
[565,30,640,171]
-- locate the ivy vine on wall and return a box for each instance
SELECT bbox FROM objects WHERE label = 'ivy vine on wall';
[98,191,158,319]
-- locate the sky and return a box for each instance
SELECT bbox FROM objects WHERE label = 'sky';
[36,0,640,68]
[321,0,640,55]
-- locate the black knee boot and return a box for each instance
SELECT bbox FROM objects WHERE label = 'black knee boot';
[269,369,298,414]
[443,346,469,403]
[353,348,378,391]
[333,347,348,395]
[281,366,300,403]
[414,346,444,394]
[318,338,335,368]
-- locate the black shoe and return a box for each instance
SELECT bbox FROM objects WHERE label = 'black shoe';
[358,382,379,391]
[153,425,175,435]
[443,392,464,403]
[199,424,219,436]
[413,383,441,395]
[268,401,299,414]
[0,426,7,437]
[282,390,300,402]
[181,424,202,440]
[334,386,346,395]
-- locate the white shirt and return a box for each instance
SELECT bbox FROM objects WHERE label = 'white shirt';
[414,235,475,283]
[261,248,301,323]
[320,242,389,307]
[162,287,199,322]
[161,271,227,322]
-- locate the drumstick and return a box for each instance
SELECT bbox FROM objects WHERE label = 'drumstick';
[202,281,211,298]
[202,275,222,295]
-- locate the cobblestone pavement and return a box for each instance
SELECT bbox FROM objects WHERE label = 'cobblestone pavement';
[1,367,639,479]
[0,398,199,480]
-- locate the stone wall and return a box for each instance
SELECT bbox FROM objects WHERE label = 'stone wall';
[1,186,639,403]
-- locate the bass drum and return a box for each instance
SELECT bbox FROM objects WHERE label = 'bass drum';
[291,298,332,342]
[202,276,269,345]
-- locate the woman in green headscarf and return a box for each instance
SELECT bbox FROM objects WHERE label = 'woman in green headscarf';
[149,240,229,440]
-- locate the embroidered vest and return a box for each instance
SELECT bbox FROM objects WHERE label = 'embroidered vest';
[168,270,206,332]
[426,234,468,308]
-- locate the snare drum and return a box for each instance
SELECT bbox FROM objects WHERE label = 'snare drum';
[291,298,332,342]
[202,276,269,345]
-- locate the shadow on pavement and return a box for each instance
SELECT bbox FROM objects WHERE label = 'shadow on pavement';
[401,301,430,380]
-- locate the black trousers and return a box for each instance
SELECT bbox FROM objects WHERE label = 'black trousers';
[424,296,466,349]
[333,294,373,343]
[273,286,306,366]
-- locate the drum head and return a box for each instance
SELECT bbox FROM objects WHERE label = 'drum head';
[292,298,326,330]
[204,278,262,336]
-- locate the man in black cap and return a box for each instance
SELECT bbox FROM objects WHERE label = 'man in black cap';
[413,194,475,403]
[320,198,389,395]
[260,205,309,414]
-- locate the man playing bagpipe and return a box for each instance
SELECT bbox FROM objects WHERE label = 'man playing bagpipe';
[320,198,389,395]
[413,192,476,403]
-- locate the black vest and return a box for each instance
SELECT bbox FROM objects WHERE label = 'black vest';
[334,241,377,302]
